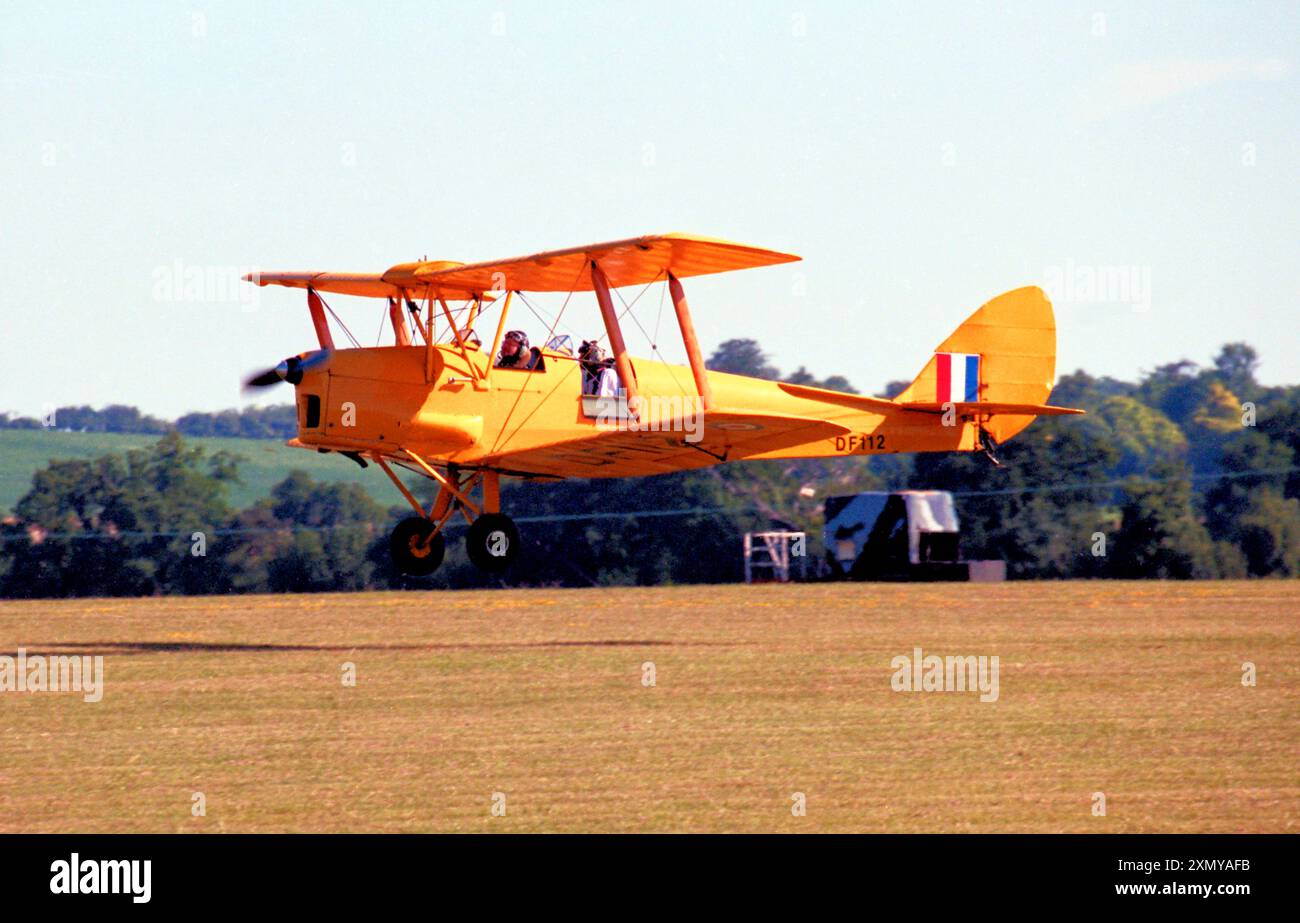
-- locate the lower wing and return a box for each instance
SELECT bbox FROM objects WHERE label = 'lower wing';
[486,411,851,479]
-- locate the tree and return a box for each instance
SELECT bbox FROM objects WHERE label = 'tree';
[223,471,386,593]
[1136,360,1202,427]
[1203,430,1295,541]
[1213,343,1260,400]
[1257,397,1300,500]
[1088,396,1186,477]
[707,339,780,380]
[0,412,42,429]
[1050,370,1136,411]
[0,433,237,596]
[1189,381,1242,438]
[1231,491,1300,577]
[175,405,297,439]
[785,366,859,394]
[1111,463,1217,579]
[908,416,1121,577]
[40,404,168,434]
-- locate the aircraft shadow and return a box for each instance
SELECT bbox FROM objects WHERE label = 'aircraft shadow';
[20,639,731,656]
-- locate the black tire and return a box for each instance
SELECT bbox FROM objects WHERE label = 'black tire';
[389,517,445,576]
[466,513,520,572]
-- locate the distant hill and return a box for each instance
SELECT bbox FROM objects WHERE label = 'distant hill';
[0,429,391,514]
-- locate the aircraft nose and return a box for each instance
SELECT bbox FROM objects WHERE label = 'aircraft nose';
[241,349,331,391]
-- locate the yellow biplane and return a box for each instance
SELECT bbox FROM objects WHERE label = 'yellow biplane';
[242,233,1082,576]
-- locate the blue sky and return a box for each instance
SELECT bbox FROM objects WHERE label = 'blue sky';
[1,0,1296,418]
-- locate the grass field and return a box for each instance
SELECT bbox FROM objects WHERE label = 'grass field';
[0,429,396,514]
[0,581,1295,833]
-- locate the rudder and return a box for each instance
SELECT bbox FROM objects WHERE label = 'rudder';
[895,286,1058,444]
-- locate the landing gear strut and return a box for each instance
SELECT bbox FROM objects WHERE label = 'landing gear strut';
[372,455,518,577]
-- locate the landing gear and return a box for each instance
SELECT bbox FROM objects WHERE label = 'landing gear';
[373,455,518,577]
[389,516,446,576]
[465,513,520,572]
[980,427,1004,468]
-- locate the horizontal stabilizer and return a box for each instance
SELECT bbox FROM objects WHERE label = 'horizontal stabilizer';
[777,382,901,412]
[898,401,1085,416]
[778,383,1083,418]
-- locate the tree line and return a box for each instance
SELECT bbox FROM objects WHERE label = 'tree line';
[0,340,1296,596]
[0,404,296,440]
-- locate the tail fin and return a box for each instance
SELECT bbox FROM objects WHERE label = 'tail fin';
[894,286,1065,443]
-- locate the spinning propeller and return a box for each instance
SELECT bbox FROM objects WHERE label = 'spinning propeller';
[242,349,333,391]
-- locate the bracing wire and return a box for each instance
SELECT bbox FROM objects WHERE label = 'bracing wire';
[314,292,362,349]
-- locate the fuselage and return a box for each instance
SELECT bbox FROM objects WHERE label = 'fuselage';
[289,344,977,479]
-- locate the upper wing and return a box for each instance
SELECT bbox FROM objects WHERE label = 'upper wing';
[244,234,797,298]
[392,233,800,293]
[244,265,489,301]
[486,410,848,479]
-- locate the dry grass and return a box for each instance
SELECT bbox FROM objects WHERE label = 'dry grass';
[0,581,1295,832]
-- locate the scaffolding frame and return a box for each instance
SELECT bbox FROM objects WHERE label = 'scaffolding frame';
[743,531,808,583]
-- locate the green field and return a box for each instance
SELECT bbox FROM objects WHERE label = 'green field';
[0,429,395,514]
[0,581,1294,833]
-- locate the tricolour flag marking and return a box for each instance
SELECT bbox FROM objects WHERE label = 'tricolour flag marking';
[935,353,980,404]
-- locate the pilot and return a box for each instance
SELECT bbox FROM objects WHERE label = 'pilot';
[496,330,540,369]
[578,340,605,394]
[596,363,622,397]
[579,339,621,396]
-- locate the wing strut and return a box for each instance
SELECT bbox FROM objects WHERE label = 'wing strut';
[591,260,639,413]
[422,292,435,382]
[436,293,482,382]
[484,291,514,385]
[387,297,411,347]
[667,272,714,411]
[306,288,336,350]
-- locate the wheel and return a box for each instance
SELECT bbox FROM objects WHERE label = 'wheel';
[466,513,520,572]
[389,516,445,576]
